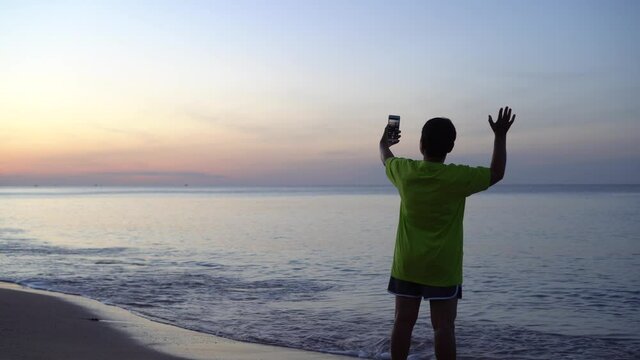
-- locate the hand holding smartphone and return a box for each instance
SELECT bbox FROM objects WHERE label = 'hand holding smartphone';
[388,115,400,141]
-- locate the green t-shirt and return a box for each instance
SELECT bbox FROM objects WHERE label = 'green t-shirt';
[385,157,491,286]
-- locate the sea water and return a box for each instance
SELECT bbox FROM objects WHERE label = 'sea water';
[0,185,638,359]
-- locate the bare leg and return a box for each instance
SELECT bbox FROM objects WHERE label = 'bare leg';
[391,296,421,360]
[429,298,458,360]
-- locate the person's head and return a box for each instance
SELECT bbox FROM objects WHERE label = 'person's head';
[420,117,456,160]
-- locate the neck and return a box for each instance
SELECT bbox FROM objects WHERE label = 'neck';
[424,155,446,163]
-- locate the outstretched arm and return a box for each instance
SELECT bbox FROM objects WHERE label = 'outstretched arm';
[379,125,401,165]
[488,106,515,185]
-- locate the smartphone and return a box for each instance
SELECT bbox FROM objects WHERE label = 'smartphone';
[388,115,400,140]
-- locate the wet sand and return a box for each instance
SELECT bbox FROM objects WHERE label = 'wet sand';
[0,282,352,360]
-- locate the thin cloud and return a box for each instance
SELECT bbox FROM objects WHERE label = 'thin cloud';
[185,111,323,142]
[187,111,271,132]
[93,125,159,143]
[505,70,591,81]
[97,171,225,179]
[0,170,226,186]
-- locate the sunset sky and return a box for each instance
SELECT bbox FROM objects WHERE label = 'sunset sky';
[1,0,638,185]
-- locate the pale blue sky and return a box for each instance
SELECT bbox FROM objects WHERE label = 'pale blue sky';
[1,0,639,185]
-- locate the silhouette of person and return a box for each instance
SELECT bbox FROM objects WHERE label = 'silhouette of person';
[379,107,515,359]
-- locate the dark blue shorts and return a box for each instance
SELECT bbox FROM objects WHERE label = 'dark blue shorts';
[388,276,462,300]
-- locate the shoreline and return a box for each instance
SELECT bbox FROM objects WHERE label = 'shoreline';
[0,281,353,360]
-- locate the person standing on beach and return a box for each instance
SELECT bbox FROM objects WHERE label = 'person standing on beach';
[379,107,515,360]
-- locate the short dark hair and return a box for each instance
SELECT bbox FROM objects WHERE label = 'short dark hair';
[420,117,456,158]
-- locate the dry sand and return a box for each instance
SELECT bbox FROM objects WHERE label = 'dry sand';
[0,282,353,360]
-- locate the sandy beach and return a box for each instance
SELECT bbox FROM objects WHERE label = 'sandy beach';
[0,282,352,360]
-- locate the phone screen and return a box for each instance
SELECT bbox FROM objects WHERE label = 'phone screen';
[388,115,400,128]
